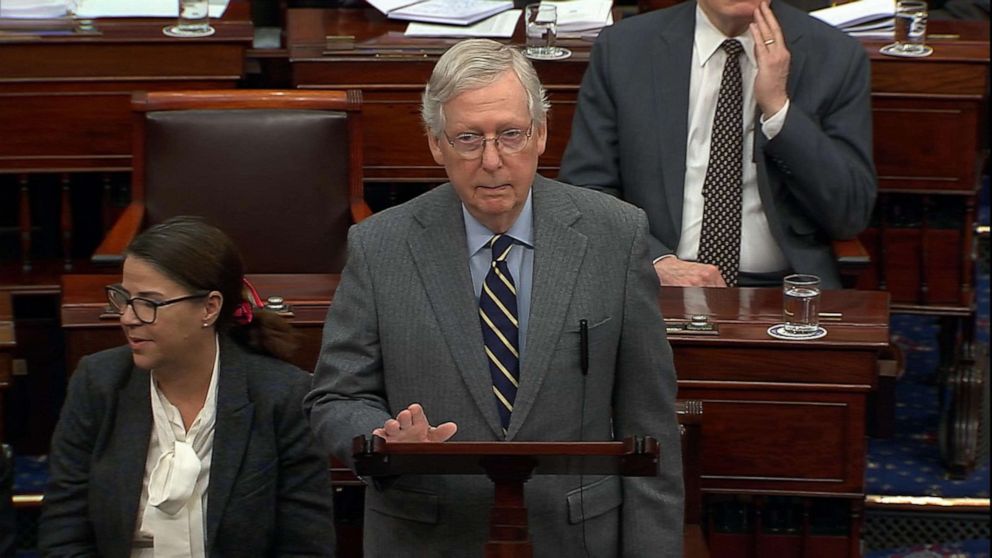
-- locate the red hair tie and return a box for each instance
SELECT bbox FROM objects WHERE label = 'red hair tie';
[233,277,264,325]
[233,301,253,326]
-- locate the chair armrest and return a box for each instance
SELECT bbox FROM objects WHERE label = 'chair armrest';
[832,238,869,266]
[91,202,145,266]
[351,198,373,223]
[833,237,870,288]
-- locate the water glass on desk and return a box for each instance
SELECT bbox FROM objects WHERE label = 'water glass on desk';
[163,0,215,38]
[525,4,568,60]
[881,0,932,57]
[782,274,821,336]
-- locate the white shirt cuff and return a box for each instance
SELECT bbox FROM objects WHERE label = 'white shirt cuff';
[760,99,790,140]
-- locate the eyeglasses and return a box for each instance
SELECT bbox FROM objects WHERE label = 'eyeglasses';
[105,284,209,325]
[443,124,534,159]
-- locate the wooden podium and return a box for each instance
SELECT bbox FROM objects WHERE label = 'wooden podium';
[352,435,659,557]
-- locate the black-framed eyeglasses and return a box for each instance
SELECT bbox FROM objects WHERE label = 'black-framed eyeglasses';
[105,284,209,325]
[443,124,534,159]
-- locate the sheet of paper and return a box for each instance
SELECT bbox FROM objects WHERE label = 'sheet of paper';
[543,0,611,32]
[73,0,229,18]
[366,0,421,15]
[404,9,519,37]
[557,10,611,37]
[389,0,513,25]
[0,0,69,18]
[810,0,894,28]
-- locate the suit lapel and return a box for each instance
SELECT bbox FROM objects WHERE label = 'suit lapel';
[205,340,254,552]
[507,178,586,439]
[112,368,153,555]
[654,4,696,233]
[408,187,503,437]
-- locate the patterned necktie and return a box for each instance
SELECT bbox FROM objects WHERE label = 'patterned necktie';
[479,234,519,433]
[697,39,745,287]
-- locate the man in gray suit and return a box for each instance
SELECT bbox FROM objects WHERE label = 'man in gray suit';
[560,0,877,289]
[305,39,683,556]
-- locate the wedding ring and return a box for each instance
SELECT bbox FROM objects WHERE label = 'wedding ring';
[764,38,776,45]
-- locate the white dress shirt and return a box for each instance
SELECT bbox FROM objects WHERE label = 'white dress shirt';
[676,5,790,274]
[132,337,220,558]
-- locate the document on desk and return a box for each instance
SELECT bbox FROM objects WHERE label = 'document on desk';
[544,0,611,33]
[810,0,894,29]
[368,0,514,26]
[73,0,230,18]
[0,0,69,18]
[404,9,519,37]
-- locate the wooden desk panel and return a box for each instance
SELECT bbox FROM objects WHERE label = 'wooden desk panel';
[0,4,253,173]
[0,290,14,440]
[62,275,889,498]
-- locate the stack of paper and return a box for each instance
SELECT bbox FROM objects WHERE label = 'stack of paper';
[405,9,520,37]
[369,0,514,26]
[810,0,895,39]
[72,0,230,18]
[545,0,612,38]
[0,0,69,18]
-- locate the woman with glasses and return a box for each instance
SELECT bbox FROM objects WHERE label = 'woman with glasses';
[39,216,335,557]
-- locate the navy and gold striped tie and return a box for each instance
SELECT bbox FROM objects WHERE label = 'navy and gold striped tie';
[479,234,519,433]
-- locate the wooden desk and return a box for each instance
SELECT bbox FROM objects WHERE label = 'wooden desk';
[0,3,254,174]
[0,291,14,441]
[61,275,888,555]
[61,273,336,374]
[288,11,988,190]
[62,275,888,493]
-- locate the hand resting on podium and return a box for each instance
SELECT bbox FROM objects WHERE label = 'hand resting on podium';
[372,403,458,443]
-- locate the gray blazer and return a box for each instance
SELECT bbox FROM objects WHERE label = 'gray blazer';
[39,338,336,557]
[559,0,877,288]
[305,176,683,557]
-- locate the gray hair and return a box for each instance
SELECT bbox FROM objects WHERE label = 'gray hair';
[421,39,550,137]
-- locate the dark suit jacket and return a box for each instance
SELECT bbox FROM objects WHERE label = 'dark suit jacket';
[39,338,335,557]
[559,0,877,288]
[305,176,683,557]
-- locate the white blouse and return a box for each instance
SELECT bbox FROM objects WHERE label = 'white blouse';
[132,337,220,558]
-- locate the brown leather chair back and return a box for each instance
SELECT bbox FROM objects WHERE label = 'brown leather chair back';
[115,89,366,273]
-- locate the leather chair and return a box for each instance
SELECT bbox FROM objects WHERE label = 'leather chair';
[93,89,369,273]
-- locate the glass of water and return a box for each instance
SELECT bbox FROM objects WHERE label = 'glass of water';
[163,0,215,38]
[881,0,932,57]
[525,4,566,60]
[782,274,821,336]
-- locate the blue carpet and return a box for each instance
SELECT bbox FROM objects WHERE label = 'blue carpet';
[866,311,990,498]
[866,539,990,558]
[12,455,46,495]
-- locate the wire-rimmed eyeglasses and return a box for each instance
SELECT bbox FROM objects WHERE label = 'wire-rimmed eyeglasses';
[443,124,534,159]
[105,284,209,325]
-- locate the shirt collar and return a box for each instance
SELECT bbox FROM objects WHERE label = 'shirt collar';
[463,189,535,257]
[694,4,757,69]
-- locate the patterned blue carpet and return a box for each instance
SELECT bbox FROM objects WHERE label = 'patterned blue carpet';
[866,539,990,558]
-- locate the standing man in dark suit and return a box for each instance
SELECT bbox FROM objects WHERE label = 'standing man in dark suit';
[560,0,877,288]
[305,38,683,557]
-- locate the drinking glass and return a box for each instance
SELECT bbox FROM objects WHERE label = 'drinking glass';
[163,0,215,38]
[881,0,932,57]
[525,4,567,60]
[782,274,821,336]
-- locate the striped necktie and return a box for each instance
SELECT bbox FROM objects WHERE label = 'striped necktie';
[697,39,745,287]
[479,234,519,434]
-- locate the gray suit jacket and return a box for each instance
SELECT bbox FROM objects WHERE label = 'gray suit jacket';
[39,338,336,557]
[559,1,877,288]
[305,176,683,557]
